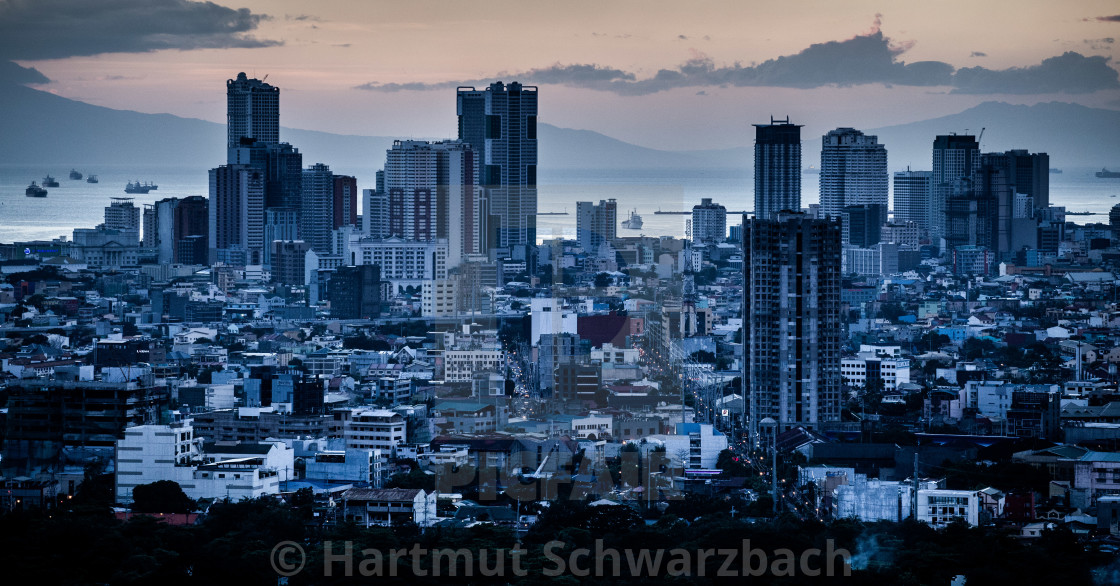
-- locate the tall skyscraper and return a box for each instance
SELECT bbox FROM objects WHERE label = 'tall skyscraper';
[819,128,887,229]
[382,140,480,266]
[104,197,140,233]
[931,135,980,241]
[893,169,933,230]
[363,188,389,238]
[384,140,438,242]
[329,264,382,319]
[743,212,842,440]
[300,163,335,254]
[753,118,802,220]
[333,175,358,229]
[226,72,279,149]
[576,199,618,251]
[691,198,727,244]
[457,81,538,254]
[208,164,265,265]
[981,149,1050,210]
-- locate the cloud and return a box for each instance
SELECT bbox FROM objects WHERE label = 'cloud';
[1094,15,1120,22]
[0,0,280,61]
[0,60,50,84]
[355,63,636,92]
[951,51,1119,94]
[355,29,1119,96]
[286,14,321,22]
[678,35,688,40]
[970,51,987,57]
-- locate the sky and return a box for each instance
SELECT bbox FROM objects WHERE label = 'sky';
[2,0,1119,150]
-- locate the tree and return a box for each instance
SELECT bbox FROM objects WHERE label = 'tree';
[593,272,613,288]
[131,480,196,513]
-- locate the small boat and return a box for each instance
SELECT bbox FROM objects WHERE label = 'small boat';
[1049,168,1062,174]
[42,175,59,187]
[621,209,643,230]
[124,180,151,194]
[26,181,47,197]
[86,174,99,184]
[69,169,83,180]
[1097,168,1120,179]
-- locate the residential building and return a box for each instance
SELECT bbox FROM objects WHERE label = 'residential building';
[893,169,933,231]
[819,128,888,228]
[744,212,843,439]
[329,264,381,320]
[208,164,265,265]
[753,117,802,220]
[917,489,980,527]
[339,487,437,527]
[692,198,727,244]
[577,199,618,251]
[226,72,279,149]
[338,409,407,452]
[457,81,538,254]
[301,162,335,253]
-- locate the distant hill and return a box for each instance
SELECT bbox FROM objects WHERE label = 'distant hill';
[1,81,1117,172]
[868,101,1120,170]
[0,81,709,170]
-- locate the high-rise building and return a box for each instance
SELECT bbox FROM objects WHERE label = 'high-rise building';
[753,117,802,220]
[383,140,480,266]
[893,169,933,230]
[301,163,335,254]
[982,149,1049,210]
[271,240,310,286]
[104,197,140,233]
[385,141,437,242]
[363,188,389,238]
[819,128,887,227]
[931,135,980,241]
[144,196,209,264]
[329,264,381,319]
[691,198,727,244]
[262,207,299,266]
[743,212,842,440]
[576,199,618,251]
[226,72,279,149]
[842,204,886,248]
[457,81,538,254]
[333,175,358,230]
[208,164,265,265]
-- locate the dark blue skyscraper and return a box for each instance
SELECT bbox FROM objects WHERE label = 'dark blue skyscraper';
[457,82,538,256]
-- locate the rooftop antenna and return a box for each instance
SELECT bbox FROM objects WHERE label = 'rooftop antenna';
[262,74,269,83]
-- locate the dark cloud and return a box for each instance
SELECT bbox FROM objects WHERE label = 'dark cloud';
[971,51,987,57]
[0,60,50,84]
[0,0,279,61]
[678,35,688,40]
[951,51,1119,94]
[355,63,635,92]
[355,30,1118,96]
[1095,15,1120,22]
[286,14,321,22]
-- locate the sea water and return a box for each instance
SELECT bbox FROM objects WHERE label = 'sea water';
[1,164,1117,244]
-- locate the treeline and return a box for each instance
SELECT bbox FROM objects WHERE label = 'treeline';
[0,495,1113,584]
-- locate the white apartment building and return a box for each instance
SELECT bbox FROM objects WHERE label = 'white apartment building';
[916,489,980,527]
[572,414,614,440]
[115,421,290,504]
[422,278,458,317]
[841,355,911,391]
[341,409,408,452]
[530,298,578,346]
[442,347,505,383]
[591,343,639,364]
[338,235,448,294]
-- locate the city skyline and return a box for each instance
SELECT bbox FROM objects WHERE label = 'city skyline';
[1,1,1118,151]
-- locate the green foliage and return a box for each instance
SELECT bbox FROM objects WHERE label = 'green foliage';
[385,468,436,492]
[131,480,196,514]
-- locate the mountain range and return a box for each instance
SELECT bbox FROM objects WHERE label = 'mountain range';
[1,80,1117,173]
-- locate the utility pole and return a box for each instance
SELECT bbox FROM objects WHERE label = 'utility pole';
[911,452,919,519]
